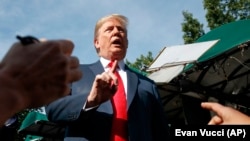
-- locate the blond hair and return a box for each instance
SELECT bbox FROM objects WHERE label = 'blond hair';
[94,14,128,39]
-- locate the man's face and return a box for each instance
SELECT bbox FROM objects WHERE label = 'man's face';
[94,19,128,60]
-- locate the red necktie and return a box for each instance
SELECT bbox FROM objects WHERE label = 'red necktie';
[109,61,128,141]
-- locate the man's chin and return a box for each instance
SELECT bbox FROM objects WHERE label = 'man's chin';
[111,53,126,60]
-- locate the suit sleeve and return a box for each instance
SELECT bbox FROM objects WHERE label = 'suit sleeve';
[45,94,87,122]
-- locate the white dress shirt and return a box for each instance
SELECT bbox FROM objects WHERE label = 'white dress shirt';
[100,57,128,96]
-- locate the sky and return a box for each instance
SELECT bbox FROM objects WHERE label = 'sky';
[0,0,208,64]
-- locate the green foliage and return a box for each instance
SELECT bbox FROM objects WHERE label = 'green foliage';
[181,0,250,44]
[182,11,205,44]
[204,0,250,30]
[126,51,154,73]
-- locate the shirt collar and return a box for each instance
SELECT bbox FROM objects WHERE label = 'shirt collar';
[100,57,125,70]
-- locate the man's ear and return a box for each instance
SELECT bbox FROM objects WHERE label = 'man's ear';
[94,39,100,49]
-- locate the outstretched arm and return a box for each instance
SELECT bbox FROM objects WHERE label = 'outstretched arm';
[201,102,250,125]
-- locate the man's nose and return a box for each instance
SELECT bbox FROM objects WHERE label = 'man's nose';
[112,27,120,35]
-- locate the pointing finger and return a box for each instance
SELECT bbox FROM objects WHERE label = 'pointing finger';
[109,60,118,73]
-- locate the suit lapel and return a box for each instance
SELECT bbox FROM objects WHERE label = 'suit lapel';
[125,66,138,111]
[89,61,104,75]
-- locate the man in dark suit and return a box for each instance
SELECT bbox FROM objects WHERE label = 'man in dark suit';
[45,14,169,141]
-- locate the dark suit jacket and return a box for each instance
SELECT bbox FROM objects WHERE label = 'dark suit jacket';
[45,61,169,141]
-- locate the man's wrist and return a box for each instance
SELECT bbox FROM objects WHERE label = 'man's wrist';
[86,96,99,108]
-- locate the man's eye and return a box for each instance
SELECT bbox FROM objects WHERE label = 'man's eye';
[105,28,112,32]
[118,28,125,32]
